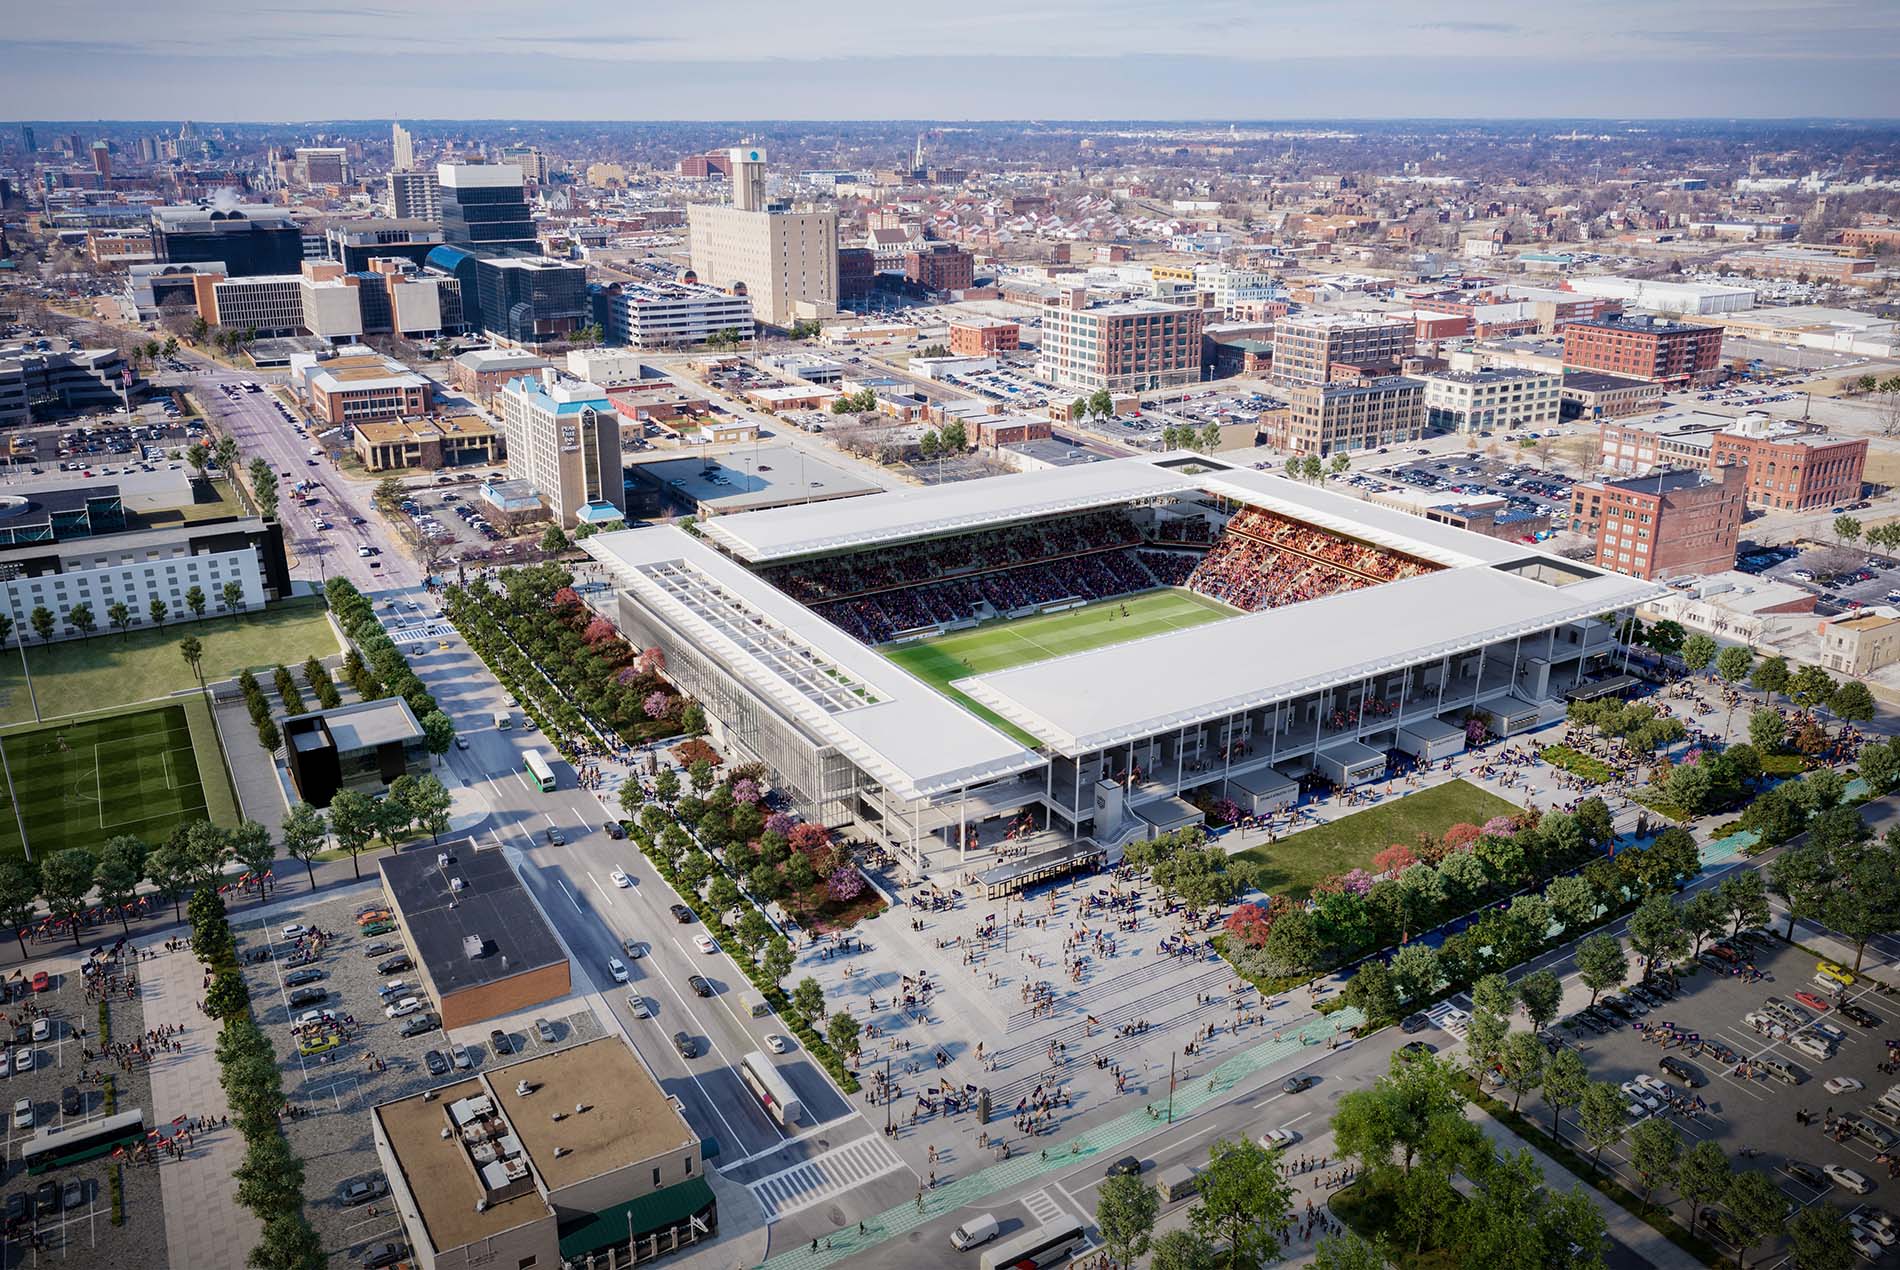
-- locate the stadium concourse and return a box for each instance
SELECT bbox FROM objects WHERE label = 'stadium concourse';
[582,452,1666,883]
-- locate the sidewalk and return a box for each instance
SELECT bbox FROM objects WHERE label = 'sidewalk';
[1464,1105,1704,1270]
[146,945,258,1270]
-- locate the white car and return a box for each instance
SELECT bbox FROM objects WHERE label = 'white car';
[11,1098,29,1129]
[610,869,631,888]
[13,1048,31,1074]
[628,994,650,1019]
[295,1009,336,1030]
[1828,1076,1868,1095]
[693,934,718,954]
[1854,1216,1898,1248]
[30,1019,47,1043]
[1829,1164,1876,1195]
[764,1034,790,1054]
[1258,1128,1301,1150]
[1634,1074,1671,1100]
[1620,1079,1661,1113]
[281,924,307,940]
[1853,1232,1886,1262]
[384,997,423,1019]
[608,958,628,983]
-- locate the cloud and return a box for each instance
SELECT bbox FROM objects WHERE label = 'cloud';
[1414,21,1521,33]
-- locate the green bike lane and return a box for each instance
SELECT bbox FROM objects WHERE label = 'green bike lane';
[755,1006,1364,1270]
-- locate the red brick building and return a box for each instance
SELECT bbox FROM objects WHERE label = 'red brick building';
[1709,426,1868,512]
[676,152,732,179]
[949,317,1020,358]
[1569,467,1743,581]
[904,243,974,293]
[1561,315,1723,389]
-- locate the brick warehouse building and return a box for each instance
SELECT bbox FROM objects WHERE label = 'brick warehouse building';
[1561,315,1723,389]
[1569,467,1744,581]
[950,316,1020,358]
[378,841,571,1030]
[1709,419,1868,512]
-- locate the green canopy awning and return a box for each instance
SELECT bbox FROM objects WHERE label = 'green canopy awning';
[557,1177,716,1261]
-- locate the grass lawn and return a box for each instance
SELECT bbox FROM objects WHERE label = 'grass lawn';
[0,700,238,861]
[1232,778,1520,899]
[881,587,1233,745]
[1539,744,1613,784]
[1332,1176,1459,1270]
[0,597,339,725]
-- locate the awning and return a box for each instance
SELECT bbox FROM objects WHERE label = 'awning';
[1566,674,1640,703]
[557,1176,716,1261]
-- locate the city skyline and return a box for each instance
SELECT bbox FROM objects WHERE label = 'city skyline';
[3,0,1898,120]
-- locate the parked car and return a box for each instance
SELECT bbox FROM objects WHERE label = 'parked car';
[1828,1164,1876,1195]
[1659,1057,1705,1087]
[450,1043,472,1070]
[424,1050,450,1077]
[340,1175,389,1207]
[489,1029,513,1056]
[535,1018,556,1043]
[360,922,396,937]
[399,1013,439,1038]
[383,997,423,1019]
[376,956,413,975]
[288,987,328,1008]
[284,968,324,987]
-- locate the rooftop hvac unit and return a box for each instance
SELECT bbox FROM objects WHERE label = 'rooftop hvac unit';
[463,934,484,960]
[436,852,450,868]
[475,1199,487,1212]
[450,877,465,892]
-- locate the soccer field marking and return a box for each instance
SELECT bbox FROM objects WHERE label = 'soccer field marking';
[87,734,205,830]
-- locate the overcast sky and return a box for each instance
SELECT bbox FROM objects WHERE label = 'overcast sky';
[3,0,1897,120]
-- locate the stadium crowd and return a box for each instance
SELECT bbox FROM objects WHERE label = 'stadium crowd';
[1184,508,1435,613]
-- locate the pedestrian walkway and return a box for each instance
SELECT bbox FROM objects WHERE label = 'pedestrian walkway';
[755,1006,1363,1270]
[1424,1001,1469,1039]
[749,1134,906,1222]
[1463,1104,1703,1270]
[147,946,257,1270]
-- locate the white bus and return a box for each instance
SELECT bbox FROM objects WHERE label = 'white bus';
[978,1219,1086,1270]
[523,750,556,792]
[738,1050,802,1128]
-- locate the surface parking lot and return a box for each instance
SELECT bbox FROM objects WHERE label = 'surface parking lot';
[1760,545,1900,617]
[1550,933,1900,1262]
[1352,453,1575,524]
[0,953,166,1268]
[235,891,606,1265]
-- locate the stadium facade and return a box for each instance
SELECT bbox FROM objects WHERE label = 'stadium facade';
[583,453,1663,880]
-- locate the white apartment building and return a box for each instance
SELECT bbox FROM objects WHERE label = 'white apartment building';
[1193,263,1280,315]
[388,169,440,222]
[3,525,273,643]
[687,148,838,329]
[498,370,625,528]
[1418,367,1561,434]
[565,349,645,387]
[595,280,755,349]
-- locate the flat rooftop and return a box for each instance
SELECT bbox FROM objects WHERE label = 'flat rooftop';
[633,446,880,516]
[375,1077,543,1251]
[1603,468,1717,496]
[1563,370,1657,393]
[379,842,568,997]
[488,1038,693,1191]
[284,697,422,751]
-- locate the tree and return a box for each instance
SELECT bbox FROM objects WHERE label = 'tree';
[1748,707,1788,754]
[1787,1202,1858,1270]
[1575,934,1627,1005]
[1096,1172,1160,1267]
[1751,655,1790,703]
[184,584,207,621]
[1627,894,1687,971]
[1675,1139,1731,1234]
[230,819,275,892]
[67,601,95,640]
[540,524,569,556]
[1516,969,1562,1031]
[1311,1233,1384,1270]
[1541,1048,1589,1142]
[205,968,251,1019]
[825,1010,861,1056]
[1824,842,1900,970]
[1716,644,1754,692]
[791,977,826,1025]
[1769,843,1835,939]
[28,605,52,643]
[1189,1137,1292,1270]
[1342,959,1399,1027]
[1716,870,1770,936]
[40,847,98,947]
[279,801,328,890]
[106,601,133,641]
[327,788,377,879]
[1789,664,1838,714]
[93,839,145,932]
[1646,619,1686,657]
[1301,454,1323,482]
[222,580,246,617]
[405,774,454,844]
[1830,679,1876,734]
[1150,1231,1221,1270]
[1680,633,1718,678]
[247,1212,326,1270]
[1835,514,1864,545]
[1724,1170,1789,1270]
[1578,1081,1628,1168]
[1627,1116,1682,1207]
[1546,874,1599,934]
[761,936,794,989]
[1499,1030,1546,1112]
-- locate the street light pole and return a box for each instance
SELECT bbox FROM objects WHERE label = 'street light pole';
[884,1053,892,1136]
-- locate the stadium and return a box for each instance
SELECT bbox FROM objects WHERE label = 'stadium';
[584,452,1665,888]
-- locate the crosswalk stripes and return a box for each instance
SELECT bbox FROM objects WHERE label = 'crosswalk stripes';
[386,621,454,647]
[749,1134,908,1223]
[1021,1188,1065,1226]
[1426,1001,1469,1039]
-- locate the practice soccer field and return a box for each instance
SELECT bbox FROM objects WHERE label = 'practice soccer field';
[0,703,214,859]
[882,588,1233,743]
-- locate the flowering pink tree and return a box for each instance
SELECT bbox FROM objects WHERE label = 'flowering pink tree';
[1372,844,1417,875]
[764,812,797,838]
[582,616,621,647]
[789,823,832,854]
[636,646,666,675]
[826,867,865,903]
[1339,868,1374,896]
[1480,815,1517,839]
[552,587,582,613]
[1465,717,1489,747]
[1224,903,1274,948]
[1441,822,1482,852]
[732,778,762,805]
[643,691,674,720]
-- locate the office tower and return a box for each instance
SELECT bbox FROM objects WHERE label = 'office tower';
[389,169,441,223]
[151,204,304,277]
[438,163,535,254]
[90,142,111,179]
[19,126,33,155]
[498,144,548,183]
[497,370,625,527]
[391,121,414,171]
[294,146,349,186]
[686,147,838,329]
[1271,312,1416,386]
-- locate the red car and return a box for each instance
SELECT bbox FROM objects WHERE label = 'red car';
[28,972,48,993]
[1794,991,1832,1012]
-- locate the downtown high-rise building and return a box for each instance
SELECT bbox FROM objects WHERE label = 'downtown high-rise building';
[391,121,415,171]
[388,169,441,223]
[686,147,837,329]
[438,163,535,254]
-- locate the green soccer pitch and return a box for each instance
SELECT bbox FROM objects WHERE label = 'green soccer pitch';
[0,702,218,860]
[881,587,1234,744]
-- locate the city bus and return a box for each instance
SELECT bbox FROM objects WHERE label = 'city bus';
[523,750,556,792]
[738,1050,802,1128]
[978,1219,1086,1270]
[22,1109,147,1175]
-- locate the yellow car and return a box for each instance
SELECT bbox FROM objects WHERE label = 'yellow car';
[298,1033,342,1057]
[1817,960,1856,987]
[356,910,392,926]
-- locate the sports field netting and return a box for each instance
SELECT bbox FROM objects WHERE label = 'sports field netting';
[882,588,1234,745]
[0,703,212,858]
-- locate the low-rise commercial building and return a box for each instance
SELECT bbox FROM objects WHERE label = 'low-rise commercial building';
[1561,371,1665,423]
[372,1035,712,1270]
[590,279,755,349]
[353,413,503,472]
[1595,414,1719,475]
[1562,276,1756,316]
[949,317,1019,358]
[1569,467,1743,581]
[1820,608,1900,676]
[283,697,427,809]
[1035,289,1204,393]
[0,342,138,424]
[1709,415,1867,512]
[1269,376,1425,456]
[451,348,553,406]
[1561,315,1723,389]
[1417,367,1560,434]
[302,350,435,426]
[566,348,646,387]
[904,243,975,292]
[375,841,571,1030]
[1726,248,1875,283]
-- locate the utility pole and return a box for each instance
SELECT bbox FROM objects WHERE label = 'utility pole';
[1166,1053,1176,1123]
